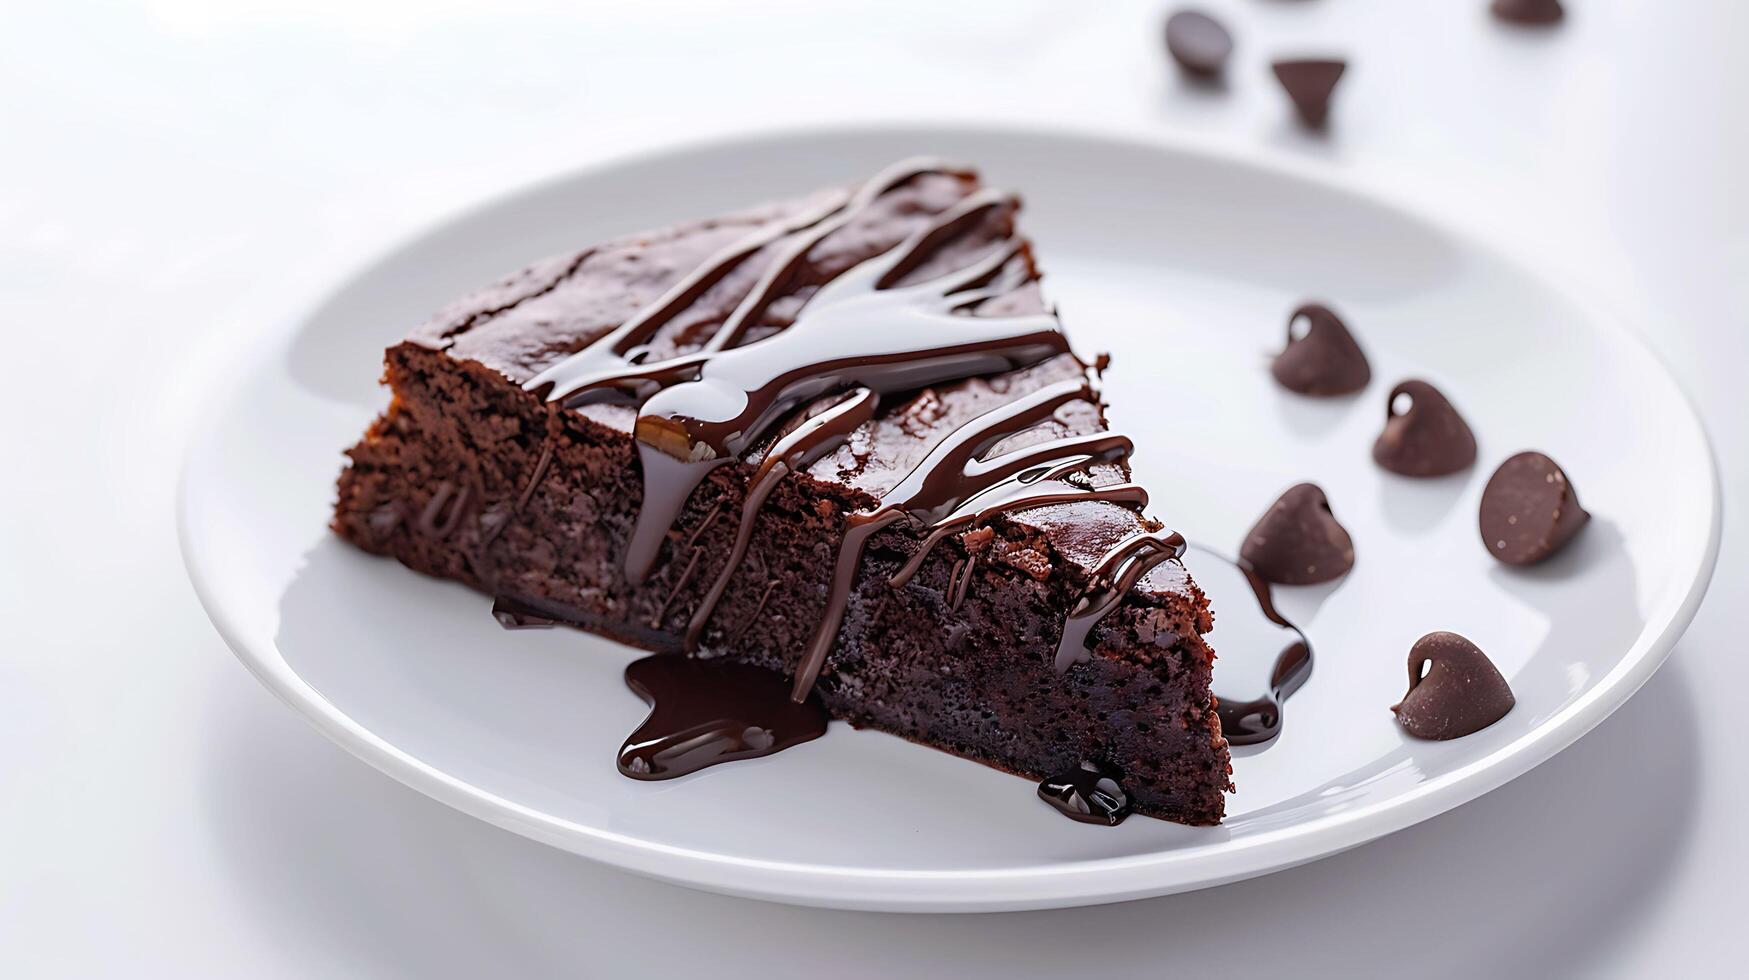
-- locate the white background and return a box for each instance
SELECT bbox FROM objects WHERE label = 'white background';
[2,0,1742,975]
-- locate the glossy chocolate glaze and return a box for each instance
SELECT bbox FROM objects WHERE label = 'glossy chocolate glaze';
[795,378,1162,700]
[619,654,828,779]
[500,158,1194,779]
[1054,528,1187,674]
[1038,759,1133,826]
[1186,544,1313,745]
[683,388,880,650]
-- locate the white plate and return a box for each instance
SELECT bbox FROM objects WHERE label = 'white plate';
[179,124,1720,912]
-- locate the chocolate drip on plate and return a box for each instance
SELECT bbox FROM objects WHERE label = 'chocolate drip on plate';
[1038,759,1132,826]
[1184,543,1312,745]
[491,594,558,630]
[619,654,829,779]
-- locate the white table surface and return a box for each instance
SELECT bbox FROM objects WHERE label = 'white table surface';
[2,1,1741,975]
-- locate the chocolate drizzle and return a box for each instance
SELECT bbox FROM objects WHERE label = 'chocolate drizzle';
[1054,528,1186,673]
[650,549,703,629]
[794,379,1162,700]
[1037,760,1132,826]
[522,158,1188,730]
[947,555,977,611]
[618,654,828,779]
[684,388,880,650]
[1186,544,1313,745]
[621,197,1062,588]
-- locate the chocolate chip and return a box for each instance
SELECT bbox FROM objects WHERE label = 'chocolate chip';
[1271,302,1370,396]
[1372,379,1478,477]
[1479,451,1589,565]
[1240,483,1355,585]
[1393,631,1515,740]
[1165,10,1233,79]
[1271,59,1346,129]
[1491,0,1563,26]
[1037,760,1132,826]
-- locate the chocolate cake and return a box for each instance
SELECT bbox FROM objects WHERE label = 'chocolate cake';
[332,159,1232,825]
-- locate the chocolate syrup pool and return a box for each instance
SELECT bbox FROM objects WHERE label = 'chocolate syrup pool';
[617,655,828,779]
[1189,543,1313,746]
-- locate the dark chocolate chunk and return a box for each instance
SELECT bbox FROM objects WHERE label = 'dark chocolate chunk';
[1479,451,1589,565]
[1271,302,1370,396]
[1491,0,1564,26]
[1271,59,1346,129]
[1393,631,1515,740]
[1165,10,1233,79]
[1372,379,1478,477]
[1038,760,1132,826]
[1240,483,1355,585]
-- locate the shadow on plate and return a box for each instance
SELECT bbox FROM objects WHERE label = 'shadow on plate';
[1270,386,1362,440]
[202,632,1697,978]
[1376,467,1473,535]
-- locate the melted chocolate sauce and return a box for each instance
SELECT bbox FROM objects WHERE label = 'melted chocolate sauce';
[683,388,880,650]
[1037,759,1132,826]
[516,159,1193,782]
[491,594,558,630]
[618,654,828,779]
[621,197,1062,586]
[523,159,969,408]
[1186,543,1313,745]
[1054,528,1186,672]
[888,469,1148,590]
[795,379,1151,700]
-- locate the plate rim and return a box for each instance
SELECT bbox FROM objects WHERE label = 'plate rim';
[177,119,1723,912]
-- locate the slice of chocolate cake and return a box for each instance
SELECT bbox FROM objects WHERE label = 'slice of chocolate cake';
[332,159,1232,825]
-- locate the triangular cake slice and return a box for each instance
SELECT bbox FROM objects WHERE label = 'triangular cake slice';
[333,160,1232,825]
